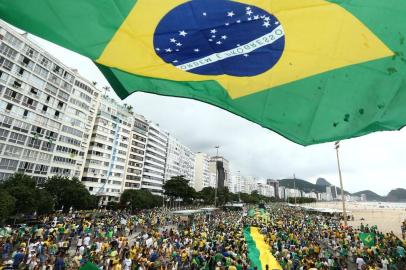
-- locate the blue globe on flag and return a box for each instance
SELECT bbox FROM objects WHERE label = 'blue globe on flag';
[153,0,285,77]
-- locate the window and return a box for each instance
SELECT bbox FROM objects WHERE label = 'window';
[1,116,13,128]
[29,75,45,89]
[0,158,18,170]
[0,43,18,60]
[27,137,41,148]
[45,83,57,95]
[18,161,35,173]
[8,132,27,145]
[4,32,22,48]
[0,128,8,141]
[22,149,38,160]
[38,152,51,162]
[24,45,38,59]
[33,64,49,79]
[13,120,30,133]
[5,103,12,111]
[34,164,49,175]
[61,125,83,138]
[4,145,23,158]
[30,87,39,96]
[0,56,13,71]
[41,141,54,152]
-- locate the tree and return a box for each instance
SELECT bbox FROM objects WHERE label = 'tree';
[120,189,161,211]
[197,187,215,205]
[0,190,15,222]
[1,173,39,214]
[163,176,196,203]
[43,176,94,211]
[35,189,54,215]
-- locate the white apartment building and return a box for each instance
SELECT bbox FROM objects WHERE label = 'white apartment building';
[0,22,100,184]
[194,152,210,191]
[164,135,195,186]
[142,123,168,195]
[124,113,148,191]
[82,96,133,205]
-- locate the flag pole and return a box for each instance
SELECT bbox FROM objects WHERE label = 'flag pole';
[335,141,348,227]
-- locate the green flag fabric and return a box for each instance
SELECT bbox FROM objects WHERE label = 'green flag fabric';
[2,0,406,145]
[247,208,256,218]
[79,262,100,270]
[360,232,376,248]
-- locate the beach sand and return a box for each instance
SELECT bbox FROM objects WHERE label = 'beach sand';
[303,202,406,238]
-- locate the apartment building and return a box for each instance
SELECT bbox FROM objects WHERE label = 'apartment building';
[81,96,133,204]
[193,152,211,191]
[164,135,195,186]
[0,22,100,184]
[142,123,168,195]
[124,113,148,191]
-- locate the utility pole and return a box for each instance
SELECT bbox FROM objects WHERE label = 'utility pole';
[214,146,220,207]
[335,141,348,227]
[293,174,297,205]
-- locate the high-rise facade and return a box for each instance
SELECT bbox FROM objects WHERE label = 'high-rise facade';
[164,135,195,186]
[0,22,100,184]
[82,96,133,204]
[124,113,148,191]
[193,152,210,191]
[209,156,230,189]
[142,123,168,195]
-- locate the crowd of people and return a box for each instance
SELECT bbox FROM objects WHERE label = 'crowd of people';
[0,205,405,270]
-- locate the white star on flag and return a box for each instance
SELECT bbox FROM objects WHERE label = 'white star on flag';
[275,21,280,25]
[236,20,241,23]
[264,17,270,21]
[263,21,270,28]
[211,35,216,38]
[165,48,172,52]
[247,17,252,21]
[216,41,222,45]
[179,30,187,37]
[221,35,227,40]
[173,60,178,63]
[202,12,207,16]
[210,29,217,34]
[244,54,249,57]
[194,48,200,52]
[227,11,235,17]
[254,15,259,20]
[170,38,176,43]
[246,6,251,10]
[176,42,182,46]
[225,22,230,26]
[247,10,253,15]
[156,48,160,51]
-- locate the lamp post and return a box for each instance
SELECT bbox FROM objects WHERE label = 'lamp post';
[335,141,348,227]
[214,146,220,207]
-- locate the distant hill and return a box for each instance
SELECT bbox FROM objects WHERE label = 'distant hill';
[352,190,384,201]
[316,178,331,186]
[278,178,349,195]
[386,188,406,202]
[279,178,325,193]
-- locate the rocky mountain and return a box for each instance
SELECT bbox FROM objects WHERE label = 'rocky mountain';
[277,178,404,201]
[316,178,332,186]
[386,188,406,202]
[352,190,384,201]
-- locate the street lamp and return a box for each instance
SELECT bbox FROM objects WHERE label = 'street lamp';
[335,141,348,227]
[214,146,220,207]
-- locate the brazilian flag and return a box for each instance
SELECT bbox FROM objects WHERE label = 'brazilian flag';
[2,0,406,145]
[360,232,375,248]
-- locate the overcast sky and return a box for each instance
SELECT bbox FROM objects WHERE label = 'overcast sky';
[26,34,406,196]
